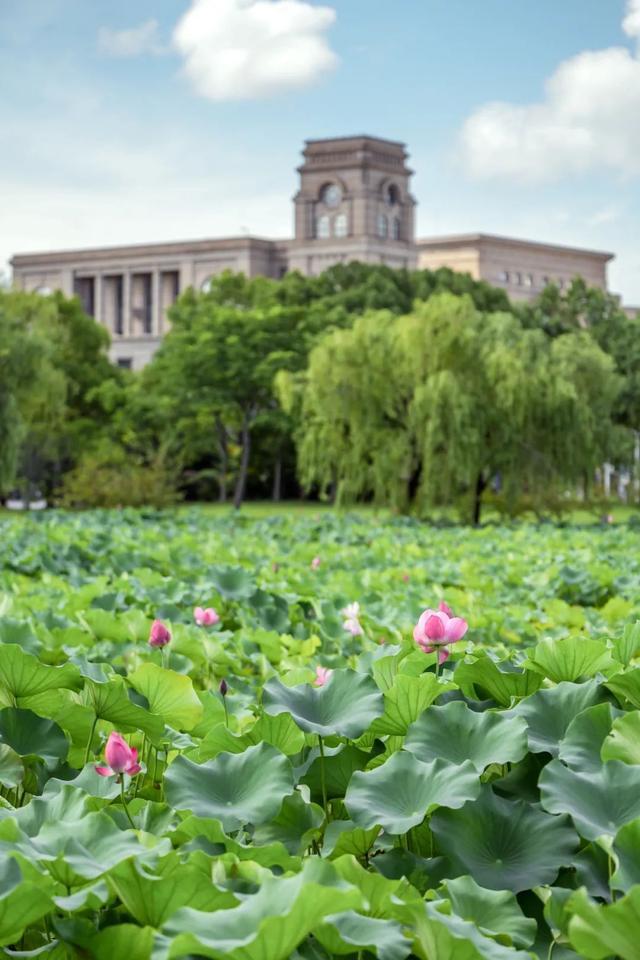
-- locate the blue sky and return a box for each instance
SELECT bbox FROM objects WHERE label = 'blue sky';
[1,0,639,303]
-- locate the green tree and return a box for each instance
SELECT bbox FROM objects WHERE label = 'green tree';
[293,293,620,522]
[145,284,307,507]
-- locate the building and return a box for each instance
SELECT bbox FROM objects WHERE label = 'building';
[11,134,614,370]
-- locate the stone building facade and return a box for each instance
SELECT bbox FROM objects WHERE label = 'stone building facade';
[11,134,614,369]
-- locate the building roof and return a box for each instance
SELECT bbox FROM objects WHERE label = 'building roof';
[10,234,288,267]
[417,232,614,262]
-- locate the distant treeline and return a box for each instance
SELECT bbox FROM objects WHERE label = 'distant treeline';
[2,263,639,522]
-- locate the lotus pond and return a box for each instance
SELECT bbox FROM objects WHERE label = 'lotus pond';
[1,508,640,958]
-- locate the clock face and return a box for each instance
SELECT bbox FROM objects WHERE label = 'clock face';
[322,183,342,208]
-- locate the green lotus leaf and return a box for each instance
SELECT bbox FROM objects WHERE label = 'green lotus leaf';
[0,708,68,766]
[262,669,384,739]
[87,923,155,960]
[128,663,203,732]
[252,791,324,855]
[171,816,300,871]
[539,758,640,840]
[611,819,640,892]
[345,752,480,834]
[15,809,170,887]
[108,852,236,927]
[605,667,640,709]
[53,878,110,911]
[436,875,537,948]
[0,743,23,789]
[199,712,305,762]
[0,857,54,947]
[611,621,640,666]
[314,910,412,960]
[165,742,295,831]
[372,649,426,692]
[210,565,255,599]
[11,783,93,835]
[601,711,640,764]
[558,702,621,771]
[0,643,81,700]
[321,820,381,859]
[524,636,613,683]
[156,858,363,960]
[453,656,542,707]
[405,701,528,772]
[431,786,578,892]
[509,680,604,755]
[398,899,535,960]
[301,743,370,803]
[81,676,164,740]
[568,885,640,960]
[370,673,455,736]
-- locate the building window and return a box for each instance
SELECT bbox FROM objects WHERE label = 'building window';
[334,214,348,238]
[73,277,95,317]
[317,215,331,239]
[385,184,400,206]
[542,275,550,286]
[499,270,510,283]
[201,276,213,293]
[524,273,534,287]
[558,278,565,289]
[34,284,53,296]
[392,217,401,240]
[113,275,124,335]
[117,358,132,370]
[377,214,388,239]
[320,183,342,208]
[514,272,523,286]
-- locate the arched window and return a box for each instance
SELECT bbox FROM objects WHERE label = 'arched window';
[377,213,388,239]
[320,183,342,208]
[392,217,401,240]
[334,214,348,238]
[317,215,331,239]
[386,184,400,206]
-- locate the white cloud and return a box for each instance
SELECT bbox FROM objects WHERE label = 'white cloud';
[460,1,640,182]
[98,19,163,58]
[623,0,640,38]
[172,0,338,101]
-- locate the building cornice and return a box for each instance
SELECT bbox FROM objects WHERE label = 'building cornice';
[417,232,614,262]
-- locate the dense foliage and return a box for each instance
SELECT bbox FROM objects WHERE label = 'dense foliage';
[2,509,640,957]
[3,266,640,517]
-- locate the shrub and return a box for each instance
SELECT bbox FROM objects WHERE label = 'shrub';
[58,443,179,509]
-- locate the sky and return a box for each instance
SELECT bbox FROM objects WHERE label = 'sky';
[1,0,639,303]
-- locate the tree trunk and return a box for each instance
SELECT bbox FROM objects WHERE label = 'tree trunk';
[272,456,282,501]
[233,414,251,509]
[216,418,228,503]
[473,472,487,526]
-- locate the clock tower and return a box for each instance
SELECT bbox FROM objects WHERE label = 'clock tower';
[287,135,417,275]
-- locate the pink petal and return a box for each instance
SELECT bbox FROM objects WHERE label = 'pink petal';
[424,614,446,641]
[125,763,142,776]
[438,601,454,617]
[437,649,450,665]
[445,617,468,642]
[194,606,205,624]
[95,766,114,777]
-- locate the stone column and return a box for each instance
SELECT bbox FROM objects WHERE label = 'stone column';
[122,271,132,338]
[152,269,161,336]
[94,274,103,328]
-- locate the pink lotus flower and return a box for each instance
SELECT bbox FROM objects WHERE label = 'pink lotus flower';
[413,605,468,660]
[314,665,333,687]
[194,606,219,627]
[311,556,321,570]
[96,732,141,778]
[149,620,171,648]
[438,600,453,618]
[341,601,364,636]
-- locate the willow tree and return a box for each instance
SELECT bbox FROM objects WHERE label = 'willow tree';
[293,293,619,522]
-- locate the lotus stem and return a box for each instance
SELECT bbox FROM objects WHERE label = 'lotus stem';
[318,735,329,818]
[83,714,99,766]
[120,778,136,830]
